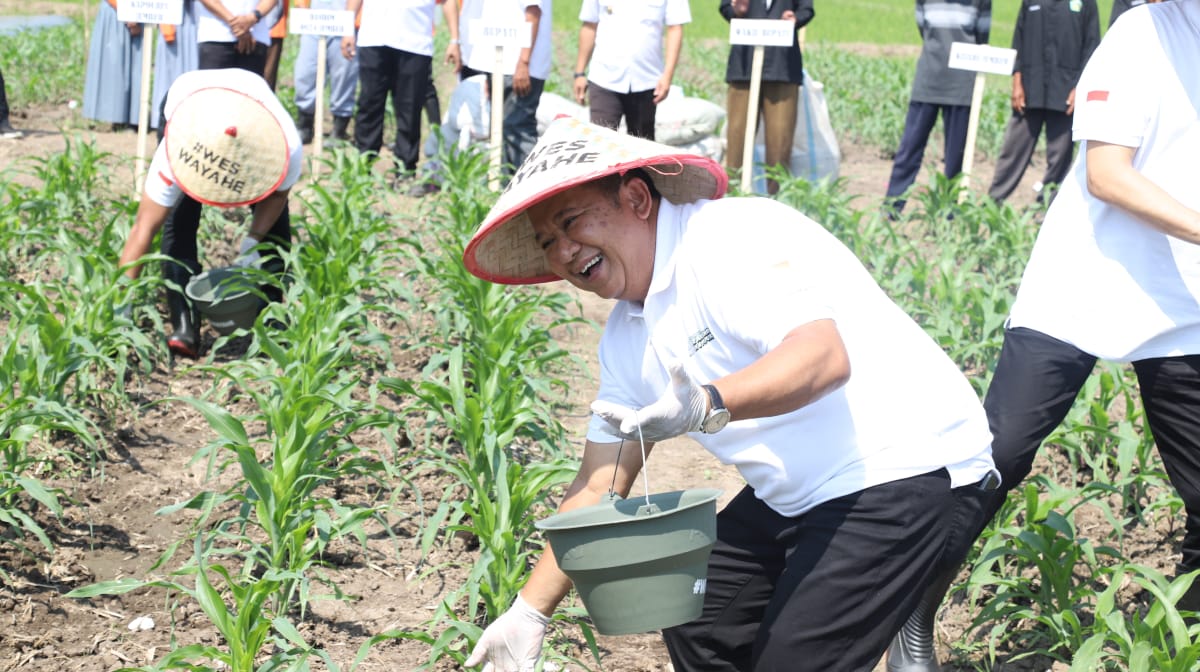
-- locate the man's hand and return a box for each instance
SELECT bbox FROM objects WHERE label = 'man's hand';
[731,0,750,17]
[236,32,256,54]
[341,35,356,60]
[653,75,671,105]
[464,595,550,672]
[228,13,256,37]
[574,75,588,105]
[591,362,708,442]
[513,61,532,97]
[233,236,261,268]
[115,275,135,321]
[1011,79,1026,114]
[1066,88,1076,116]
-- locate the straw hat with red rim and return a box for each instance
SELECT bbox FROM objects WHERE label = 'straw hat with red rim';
[464,117,729,285]
[165,86,290,208]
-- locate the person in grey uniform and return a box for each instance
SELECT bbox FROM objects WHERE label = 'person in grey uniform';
[884,0,991,216]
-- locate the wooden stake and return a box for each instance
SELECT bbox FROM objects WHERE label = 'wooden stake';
[740,44,765,194]
[488,45,504,191]
[313,36,327,164]
[134,24,154,195]
[959,71,985,204]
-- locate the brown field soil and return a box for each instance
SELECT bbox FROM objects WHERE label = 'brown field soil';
[0,7,1127,672]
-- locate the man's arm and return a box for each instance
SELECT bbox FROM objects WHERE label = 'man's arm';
[513,4,541,96]
[655,23,683,104]
[791,0,814,28]
[442,0,462,71]
[713,319,850,422]
[1085,141,1200,246]
[574,21,597,104]
[119,194,174,280]
[341,0,362,59]
[520,437,654,615]
[246,190,289,241]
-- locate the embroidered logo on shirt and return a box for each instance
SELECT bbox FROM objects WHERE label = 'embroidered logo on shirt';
[688,327,714,355]
[1086,90,1110,102]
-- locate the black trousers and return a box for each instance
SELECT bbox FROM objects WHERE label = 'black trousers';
[980,327,1200,570]
[353,45,431,173]
[662,469,980,671]
[0,66,9,122]
[986,108,1075,203]
[885,101,970,211]
[588,83,657,140]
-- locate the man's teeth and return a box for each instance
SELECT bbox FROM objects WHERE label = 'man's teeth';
[582,255,602,275]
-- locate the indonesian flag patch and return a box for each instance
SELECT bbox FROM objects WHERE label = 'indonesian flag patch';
[1086,90,1110,102]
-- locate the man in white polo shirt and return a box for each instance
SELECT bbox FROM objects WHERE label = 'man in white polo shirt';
[196,0,278,73]
[885,3,1200,670]
[341,0,460,179]
[571,0,690,140]
[460,117,998,671]
[118,68,303,357]
[460,0,551,177]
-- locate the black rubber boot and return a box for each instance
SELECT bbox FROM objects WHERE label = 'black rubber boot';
[164,261,201,358]
[886,566,959,672]
[330,115,351,141]
[297,111,314,145]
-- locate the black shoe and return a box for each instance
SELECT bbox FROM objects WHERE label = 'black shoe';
[886,568,958,672]
[0,119,22,139]
[406,179,441,198]
[164,262,201,358]
[330,115,351,141]
[297,112,314,145]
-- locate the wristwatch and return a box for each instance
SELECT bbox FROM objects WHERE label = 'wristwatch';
[700,384,731,434]
[252,8,264,22]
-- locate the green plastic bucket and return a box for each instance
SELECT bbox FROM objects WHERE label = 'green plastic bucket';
[535,488,721,635]
[185,267,266,336]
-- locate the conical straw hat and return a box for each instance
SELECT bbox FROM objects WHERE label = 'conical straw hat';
[464,117,728,285]
[165,87,289,207]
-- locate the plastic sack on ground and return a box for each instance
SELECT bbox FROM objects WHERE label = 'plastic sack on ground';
[655,85,726,146]
[422,75,490,178]
[672,135,725,165]
[536,91,588,135]
[737,70,842,193]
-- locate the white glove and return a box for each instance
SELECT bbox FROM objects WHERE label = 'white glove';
[233,236,261,268]
[590,362,707,443]
[464,595,551,672]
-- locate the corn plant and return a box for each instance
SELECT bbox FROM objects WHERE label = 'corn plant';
[1073,565,1200,671]
[969,481,1123,664]
[67,536,320,672]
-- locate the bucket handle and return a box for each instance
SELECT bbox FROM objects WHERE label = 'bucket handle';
[606,411,660,515]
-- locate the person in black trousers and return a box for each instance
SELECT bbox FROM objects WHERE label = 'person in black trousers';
[160,0,288,357]
[0,67,21,138]
[986,0,1100,205]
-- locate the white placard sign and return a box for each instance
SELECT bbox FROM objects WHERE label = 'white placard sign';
[948,42,1017,76]
[729,19,795,47]
[470,21,533,49]
[117,0,183,25]
[290,8,354,37]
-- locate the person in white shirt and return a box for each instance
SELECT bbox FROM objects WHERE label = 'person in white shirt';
[460,0,551,177]
[886,4,1200,671]
[460,117,998,672]
[196,0,278,73]
[341,0,460,178]
[571,0,690,140]
[118,68,303,357]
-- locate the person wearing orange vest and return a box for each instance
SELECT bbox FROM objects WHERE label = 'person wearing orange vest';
[263,0,289,89]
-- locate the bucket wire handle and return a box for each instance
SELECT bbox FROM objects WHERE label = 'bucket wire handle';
[605,409,654,509]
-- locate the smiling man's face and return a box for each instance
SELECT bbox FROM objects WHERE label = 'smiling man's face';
[528,176,658,303]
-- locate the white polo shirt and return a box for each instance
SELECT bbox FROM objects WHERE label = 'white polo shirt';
[197,0,272,46]
[356,0,441,56]
[586,197,995,518]
[145,69,303,208]
[462,0,552,80]
[580,0,691,94]
[1007,1,1200,362]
